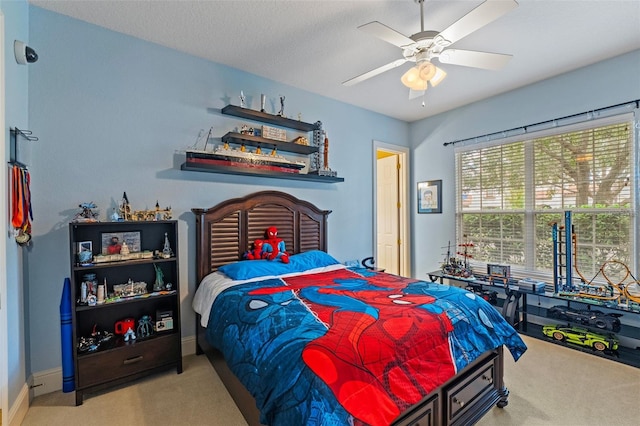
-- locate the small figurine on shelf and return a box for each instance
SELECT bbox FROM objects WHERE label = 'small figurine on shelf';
[123,327,136,342]
[153,263,164,291]
[73,202,99,223]
[277,96,285,116]
[120,240,130,256]
[137,315,154,338]
[162,232,174,258]
[111,208,122,222]
[239,90,246,108]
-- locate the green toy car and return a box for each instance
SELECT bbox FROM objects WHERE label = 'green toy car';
[542,325,619,352]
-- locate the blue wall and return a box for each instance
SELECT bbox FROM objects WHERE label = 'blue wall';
[1,0,29,412]
[409,49,640,280]
[27,6,409,374]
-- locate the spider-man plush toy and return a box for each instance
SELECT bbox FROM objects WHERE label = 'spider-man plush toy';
[244,239,266,260]
[263,226,290,263]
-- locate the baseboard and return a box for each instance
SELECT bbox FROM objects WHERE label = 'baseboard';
[182,335,196,356]
[30,367,61,398]
[30,335,198,397]
[8,383,29,426]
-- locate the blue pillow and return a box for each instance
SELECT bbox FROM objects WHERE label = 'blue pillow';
[218,250,340,280]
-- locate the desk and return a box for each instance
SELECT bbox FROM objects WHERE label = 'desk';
[428,270,640,368]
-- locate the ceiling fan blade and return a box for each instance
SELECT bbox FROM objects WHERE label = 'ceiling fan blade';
[342,58,407,86]
[436,0,518,46]
[409,88,426,100]
[358,21,415,48]
[438,49,512,70]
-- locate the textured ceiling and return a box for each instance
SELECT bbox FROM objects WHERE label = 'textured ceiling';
[29,0,640,122]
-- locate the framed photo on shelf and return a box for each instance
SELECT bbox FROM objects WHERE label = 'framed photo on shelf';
[78,240,92,254]
[77,241,93,265]
[417,180,442,214]
[101,231,141,254]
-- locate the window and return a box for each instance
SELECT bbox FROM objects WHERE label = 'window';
[455,116,635,283]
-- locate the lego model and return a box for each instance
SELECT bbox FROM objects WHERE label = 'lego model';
[73,202,99,222]
[542,325,618,352]
[441,239,474,279]
[547,305,622,332]
[551,211,640,311]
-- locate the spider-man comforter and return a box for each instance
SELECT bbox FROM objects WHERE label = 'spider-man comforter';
[206,267,527,426]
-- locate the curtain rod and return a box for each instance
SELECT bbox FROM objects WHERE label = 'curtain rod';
[443,99,640,147]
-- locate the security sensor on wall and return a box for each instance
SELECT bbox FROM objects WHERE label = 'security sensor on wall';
[14,40,38,65]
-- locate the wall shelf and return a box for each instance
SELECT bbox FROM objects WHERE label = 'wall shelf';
[181,104,344,183]
[181,162,344,183]
[221,105,319,132]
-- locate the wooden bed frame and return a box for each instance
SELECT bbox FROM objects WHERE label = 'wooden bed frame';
[192,191,509,426]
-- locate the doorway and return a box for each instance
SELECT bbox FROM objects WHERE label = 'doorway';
[373,141,410,276]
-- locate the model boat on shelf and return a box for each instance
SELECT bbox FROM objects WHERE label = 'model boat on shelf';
[185,144,306,174]
[441,239,475,279]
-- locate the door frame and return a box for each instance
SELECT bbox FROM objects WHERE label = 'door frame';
[373,140,410,276]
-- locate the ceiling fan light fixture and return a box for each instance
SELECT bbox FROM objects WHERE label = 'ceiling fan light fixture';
[345,0,518,98]
[418,61,436,81]
[430,67,447,87]
[401,66,427,90]
[402,61,445,90]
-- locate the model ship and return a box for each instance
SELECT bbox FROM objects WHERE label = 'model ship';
[441,239,475,279]
[185,143,306,174]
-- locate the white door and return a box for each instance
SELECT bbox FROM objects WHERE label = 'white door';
[376,154,399,274]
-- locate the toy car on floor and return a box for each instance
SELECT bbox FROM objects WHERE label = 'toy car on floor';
[542,325,618,352]
[547,305,621,332]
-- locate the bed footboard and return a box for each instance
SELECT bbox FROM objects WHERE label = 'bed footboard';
[197,319,508,426]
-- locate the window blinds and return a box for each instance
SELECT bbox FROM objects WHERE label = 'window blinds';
[455,115,635,282]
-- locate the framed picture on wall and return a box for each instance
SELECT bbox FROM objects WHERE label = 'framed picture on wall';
[417,180,442,214]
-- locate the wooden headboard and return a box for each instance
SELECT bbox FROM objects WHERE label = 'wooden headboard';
[192,191,332,282]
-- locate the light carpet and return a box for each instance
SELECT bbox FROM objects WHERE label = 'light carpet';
[22,335,640,425]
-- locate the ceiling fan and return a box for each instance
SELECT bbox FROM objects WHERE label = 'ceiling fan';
[342,0,519,97]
